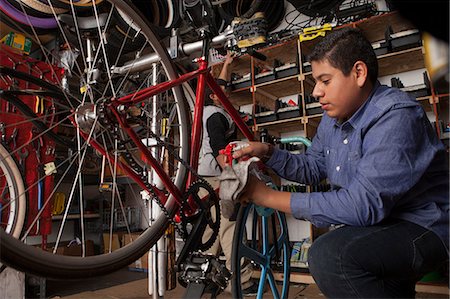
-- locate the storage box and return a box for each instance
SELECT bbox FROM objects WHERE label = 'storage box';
[374,44,389,56]
[1,32,32,54]
[302,62,312,73]
[123,233,149,272]
[255,111,277,124]
[255,71,275,84]
[275,63,299,79]
[45,240,95,256]
[402,84,430,98]
[231,74,251,90]
[103,233,122,253]
[64,240,95,256]
[277,106,301,120]
[391,31,422,52]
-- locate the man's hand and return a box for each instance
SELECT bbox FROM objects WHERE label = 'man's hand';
[238,174,291,214]
[232,141,272,161]
[237,174,266,205]
[224,51,236,66]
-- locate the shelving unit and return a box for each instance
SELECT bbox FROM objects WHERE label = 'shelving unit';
[213,11,448,144]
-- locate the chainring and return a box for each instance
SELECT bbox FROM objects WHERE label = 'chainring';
[180,181,221,251]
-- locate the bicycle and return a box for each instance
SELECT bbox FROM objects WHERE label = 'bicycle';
[0,0,292,297]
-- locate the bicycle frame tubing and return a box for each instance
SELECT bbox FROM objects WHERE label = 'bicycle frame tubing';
[85,57,255,215]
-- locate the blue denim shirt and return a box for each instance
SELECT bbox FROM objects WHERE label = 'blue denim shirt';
[267,82,449,249]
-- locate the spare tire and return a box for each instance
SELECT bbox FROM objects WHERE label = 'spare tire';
[286,0,344,17]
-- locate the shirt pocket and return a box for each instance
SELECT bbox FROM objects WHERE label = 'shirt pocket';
[347,150,361,175]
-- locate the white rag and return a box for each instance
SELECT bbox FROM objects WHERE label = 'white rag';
[218,157,261,202]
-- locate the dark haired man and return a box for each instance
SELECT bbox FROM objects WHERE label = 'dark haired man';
[231,27,448,298]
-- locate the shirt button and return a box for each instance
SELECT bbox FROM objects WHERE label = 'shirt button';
[326,150,330,155]
[336,166,341,172]
[343,139,348,144]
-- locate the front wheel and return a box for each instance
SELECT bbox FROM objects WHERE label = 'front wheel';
[231,204,290,298]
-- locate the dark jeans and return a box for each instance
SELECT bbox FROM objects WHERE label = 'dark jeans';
[308,220,448,298]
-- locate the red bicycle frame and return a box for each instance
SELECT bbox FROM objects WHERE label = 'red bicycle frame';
[85,56,255,217]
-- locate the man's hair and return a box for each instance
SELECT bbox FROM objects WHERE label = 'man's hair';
[204,79,228,105]
[307,27,378,84]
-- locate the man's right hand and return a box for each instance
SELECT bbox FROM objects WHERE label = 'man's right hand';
[232,141,272,161]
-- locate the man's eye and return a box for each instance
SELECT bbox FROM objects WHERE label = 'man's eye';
[323,80,330,85]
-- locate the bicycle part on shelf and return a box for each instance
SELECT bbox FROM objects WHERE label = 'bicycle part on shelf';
[179,181,221,252]
[232,12,267,49]
[178,251,232,298]
[287,0,345,18]
[231,204,291,298]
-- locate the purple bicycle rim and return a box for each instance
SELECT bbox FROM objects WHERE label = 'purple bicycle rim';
[0,0,57,29]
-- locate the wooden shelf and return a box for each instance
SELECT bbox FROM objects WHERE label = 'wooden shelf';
[256,75,301,99]
[355,11,415,43]
[415,282,450,295]
[230,75,301,106]
[378,47,425,76]
[255,117,303,135]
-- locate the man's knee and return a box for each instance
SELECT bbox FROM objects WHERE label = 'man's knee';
[309,230,346,265]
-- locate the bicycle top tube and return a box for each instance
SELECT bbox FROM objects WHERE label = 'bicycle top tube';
[114,62,209,106]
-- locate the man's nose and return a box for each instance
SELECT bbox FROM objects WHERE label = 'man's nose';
[312,84,323,99]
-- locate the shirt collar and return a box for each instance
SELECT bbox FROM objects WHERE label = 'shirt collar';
[334,81,381,130]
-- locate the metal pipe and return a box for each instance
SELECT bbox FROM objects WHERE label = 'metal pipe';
[112,28,232,75]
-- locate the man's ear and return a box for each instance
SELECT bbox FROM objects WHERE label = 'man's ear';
[354,61,368,87]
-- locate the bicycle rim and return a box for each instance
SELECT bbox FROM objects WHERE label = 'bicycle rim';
[0,143,26,238]
[231,204,291,299]
[0,0,190,278]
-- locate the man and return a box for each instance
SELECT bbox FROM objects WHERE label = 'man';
[231,27,449,298]
[199,52,256,295]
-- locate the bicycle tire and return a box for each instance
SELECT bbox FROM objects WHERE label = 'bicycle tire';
[0,143,26,238]
[231,204,291,298]
[0,0,190,279]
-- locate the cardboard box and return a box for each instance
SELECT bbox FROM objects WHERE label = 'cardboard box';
[63,240,95,256]
[123,233,149,271]
[103,233,122,253]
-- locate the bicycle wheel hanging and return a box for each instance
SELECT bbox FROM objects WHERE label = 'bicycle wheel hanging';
[217,0,285,32]
[0,143,26,239]
[0,0,190,279]
[231,204,290,298]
